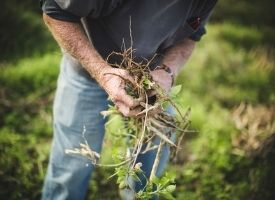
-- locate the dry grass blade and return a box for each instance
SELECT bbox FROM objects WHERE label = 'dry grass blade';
[148,126,176,147]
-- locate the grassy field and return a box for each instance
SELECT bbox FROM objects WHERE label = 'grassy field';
[0,1,274,199]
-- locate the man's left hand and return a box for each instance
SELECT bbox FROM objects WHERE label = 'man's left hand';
[150,68,173,93]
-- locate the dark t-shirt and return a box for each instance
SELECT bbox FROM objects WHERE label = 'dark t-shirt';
[41,0,217,66]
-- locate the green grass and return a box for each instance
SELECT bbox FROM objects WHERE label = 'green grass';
[171,23,275,200]
[0,53,60,199]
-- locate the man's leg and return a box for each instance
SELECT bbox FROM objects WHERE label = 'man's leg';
[42,54,108,200]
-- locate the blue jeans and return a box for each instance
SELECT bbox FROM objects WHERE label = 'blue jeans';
[42,53,170,200]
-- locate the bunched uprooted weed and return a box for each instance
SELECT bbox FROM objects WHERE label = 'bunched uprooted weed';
[66,45,193,199]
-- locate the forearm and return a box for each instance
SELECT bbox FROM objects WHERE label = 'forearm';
[162,39,195,76]
[43,14,143,116]
[43,14,110,82]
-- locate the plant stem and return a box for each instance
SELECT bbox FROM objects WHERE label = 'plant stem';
[149,139,165,182]
[96,157,132,168]
[131,93,149,168]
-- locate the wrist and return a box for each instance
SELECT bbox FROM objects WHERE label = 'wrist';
[155,64,175,86]
[96,65,113,86]
[85,60,112,84]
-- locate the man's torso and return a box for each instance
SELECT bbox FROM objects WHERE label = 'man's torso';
[86,0,216,66]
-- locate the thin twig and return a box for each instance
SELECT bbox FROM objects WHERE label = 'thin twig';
[96,157,132,168]
[149,139,165,182]
[141,145,159,154]
[148,126,176,147]
[131,92,149,169]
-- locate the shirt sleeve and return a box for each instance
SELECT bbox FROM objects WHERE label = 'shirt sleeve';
[189,16,208,42]
[40,0,108,22]
[189,0,217,41]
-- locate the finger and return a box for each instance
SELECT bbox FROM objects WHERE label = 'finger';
[129,106,144,117]
[118,90,144,108]
[115,101,130,117]
[116,69,137,87]
[115,102,143,117]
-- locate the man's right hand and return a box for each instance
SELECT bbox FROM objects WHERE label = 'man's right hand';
[98,67,144,117]
[42,14,144,117]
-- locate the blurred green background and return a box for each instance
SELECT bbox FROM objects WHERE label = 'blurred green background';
[0,0,274,199]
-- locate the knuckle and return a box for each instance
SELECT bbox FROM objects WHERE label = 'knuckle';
[120,70,128,76]
[121,110,129,117]
[111,96,117,102]
[127,100,134,107]
[112,93,120,101]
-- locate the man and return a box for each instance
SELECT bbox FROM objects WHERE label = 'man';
[40,0,217,199]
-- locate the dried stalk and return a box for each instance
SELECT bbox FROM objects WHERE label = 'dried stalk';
[149,139,165,182]
[131,92,149,169]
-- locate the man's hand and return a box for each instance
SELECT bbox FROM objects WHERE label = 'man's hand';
[98,67,144,117]
[150,69,173,93]
[43,14,194,117]
[43,14,144,117]
[150,39,196,95]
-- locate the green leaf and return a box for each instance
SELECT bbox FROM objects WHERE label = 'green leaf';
[170,85,182,98]
[117,176,124,183]
[119,181,126,189]
[160,191,176,200]
[143,78,155,90]
[165,185,176,193]
[152,176,160,184]
[159,175,171,186]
